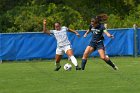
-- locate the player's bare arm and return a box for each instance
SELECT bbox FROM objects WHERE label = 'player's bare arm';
[68,28,80,37]
[43,19,51,35]
[104,30,114,38]
[84,29,91,37]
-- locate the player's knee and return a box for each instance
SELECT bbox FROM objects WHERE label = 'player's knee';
[66,50,73,57]
[105,55,110,60]
[100,56,106,60]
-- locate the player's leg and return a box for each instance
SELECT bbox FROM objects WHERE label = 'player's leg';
[81,46,94,70]
[54,47,64,71]
[65,45,81,70]
[54,54,62,71]
[98,49,118,70]
[104,47,110,60]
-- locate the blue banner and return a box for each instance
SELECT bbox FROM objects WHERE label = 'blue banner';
[137,28,140,54]
[0,28,135,60]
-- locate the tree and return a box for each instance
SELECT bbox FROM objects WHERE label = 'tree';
[0,3,87,33]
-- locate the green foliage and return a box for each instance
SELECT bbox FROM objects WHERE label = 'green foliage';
[0,3,87,33]
[107,4,140,28]
[0,5,44,32]
[107,14,122,28]
[0,0,140,33]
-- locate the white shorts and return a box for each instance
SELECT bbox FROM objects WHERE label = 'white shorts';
[56,45,72,55]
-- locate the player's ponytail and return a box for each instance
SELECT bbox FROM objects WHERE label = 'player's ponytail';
[91,14,108,27]
[96,14,108,22]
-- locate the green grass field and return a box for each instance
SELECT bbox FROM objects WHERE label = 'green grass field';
[0,57,140,93]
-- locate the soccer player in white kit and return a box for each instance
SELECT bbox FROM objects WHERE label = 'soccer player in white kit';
[43,19,81,71]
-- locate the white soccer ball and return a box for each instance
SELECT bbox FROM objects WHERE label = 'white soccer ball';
[64,63,72,71]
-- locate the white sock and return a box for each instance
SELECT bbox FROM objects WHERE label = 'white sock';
[55,62,60,68]
[69,56,78,66]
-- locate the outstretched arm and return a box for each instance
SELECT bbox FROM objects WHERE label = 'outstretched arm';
[43,19,51,35]
[104,30,114,38]
[68,28,80,37]
[103,23,114,38]
[83,29,91,37]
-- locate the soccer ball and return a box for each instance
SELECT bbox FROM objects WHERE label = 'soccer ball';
[64,63,72,71]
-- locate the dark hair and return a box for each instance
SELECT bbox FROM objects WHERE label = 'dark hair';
[91,14,108,27]
[54,22,61,25]
[96,14,108,22]
[53,22,61,29]
[91,18,98,25]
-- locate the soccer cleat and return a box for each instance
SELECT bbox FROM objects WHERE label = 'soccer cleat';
[76,66,81,70]
[113,66,118,70]
[54,66,61,71]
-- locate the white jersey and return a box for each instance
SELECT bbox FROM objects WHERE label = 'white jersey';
[50,26,70,47]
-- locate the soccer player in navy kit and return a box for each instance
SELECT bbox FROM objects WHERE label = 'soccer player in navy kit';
[81,14,118,70]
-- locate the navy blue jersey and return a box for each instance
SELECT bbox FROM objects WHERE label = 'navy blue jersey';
[89,24,105,42]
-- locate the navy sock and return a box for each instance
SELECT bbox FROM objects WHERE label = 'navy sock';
[105,60,115,68]
[81,59,87,70]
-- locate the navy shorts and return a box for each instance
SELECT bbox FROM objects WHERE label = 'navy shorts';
[89,40,105,50]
